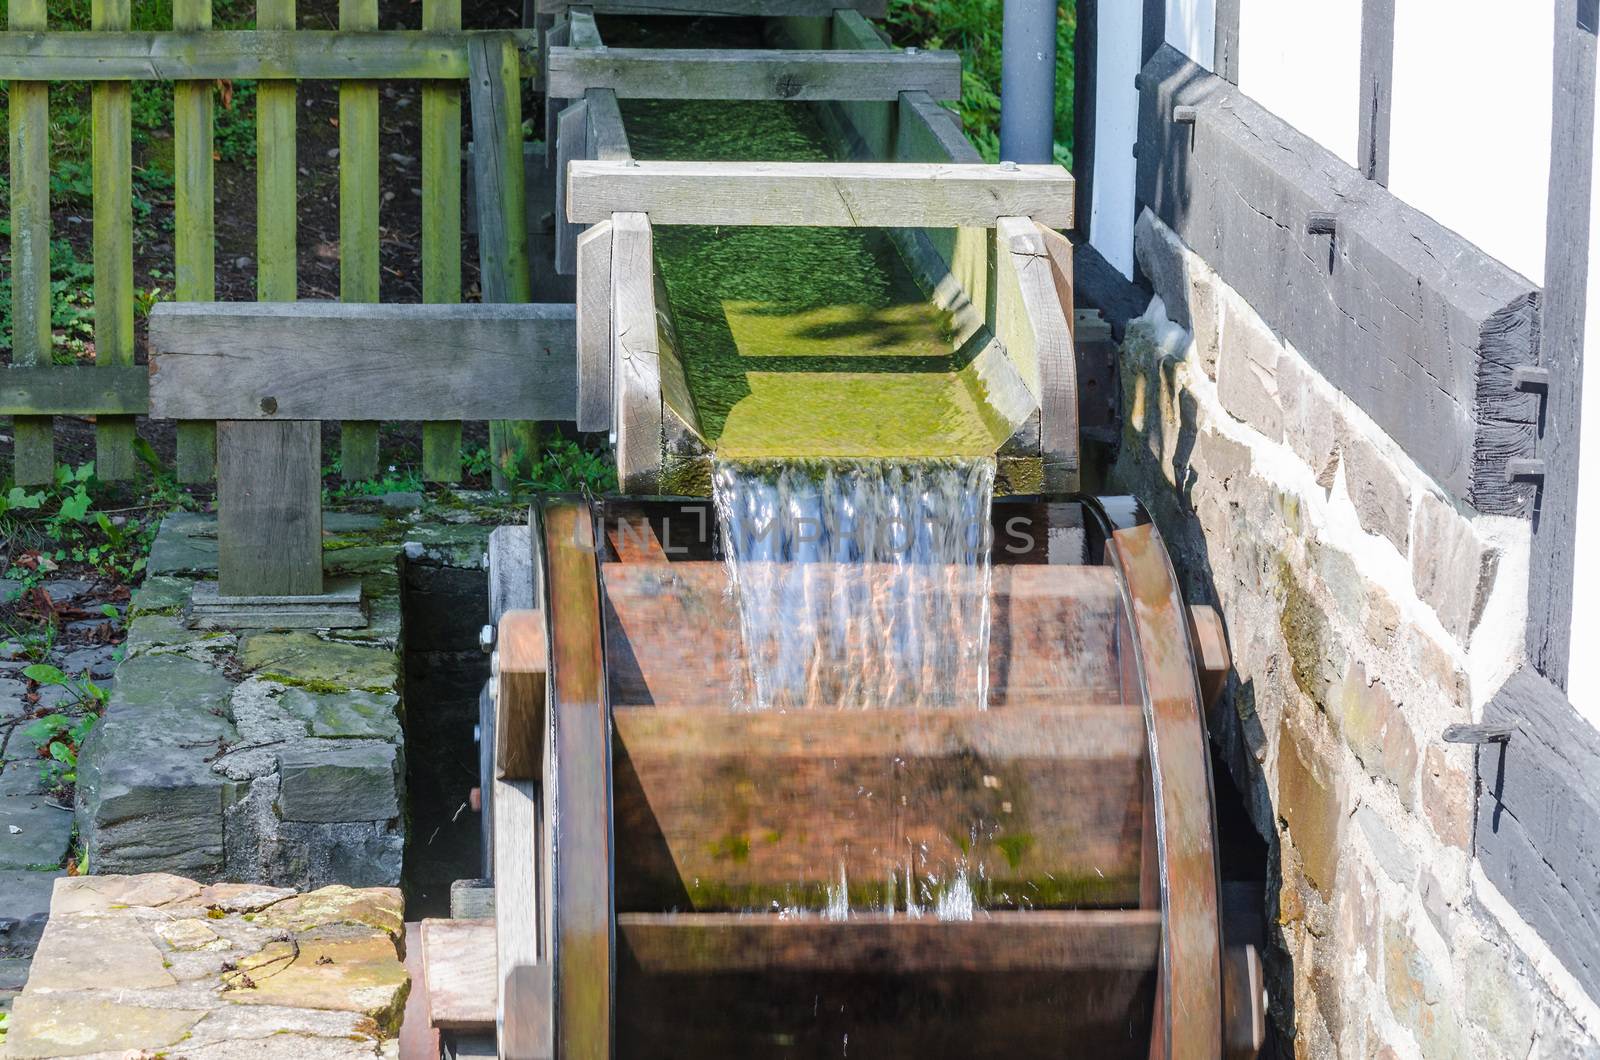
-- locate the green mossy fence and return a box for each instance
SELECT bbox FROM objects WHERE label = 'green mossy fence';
[0,1,537,486]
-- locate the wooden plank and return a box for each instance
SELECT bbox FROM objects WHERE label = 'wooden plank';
[585,88,630,160]
[0,367,148,416]
[619,910,1161,975]
[898,89,983,164]
[494,608,547,780]
[546,47,961,102]
[613,702,1145,912]
[216,420,323,597]
[450,879,496,920]
[615,913,1156,1055]
[575,220,614,432]
[421,0,465,483]
[469,32,538,487]
[567,5,602,49]
[553,99,590,276]
[149,302,578,421]
[492,776,547,1058]
[173,0,216,483]
[8,0,53,485]
[997,216,1079,491]
[609,212,661,493]
[421,918,498,1031]
[539,498,612,1060]
[1106,523,1223,1058]
[92,0,137,481]
[338,0,381,483]
[567,160,1075,227]
[537,0,886,15]
[603,561,1127,710]
[228,0,324,602]
[0,29,539,80]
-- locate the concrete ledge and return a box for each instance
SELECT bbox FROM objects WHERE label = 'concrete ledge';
[1135,44,1540,517]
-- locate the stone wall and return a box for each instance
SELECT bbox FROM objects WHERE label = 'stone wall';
[1118,210,1600,1057]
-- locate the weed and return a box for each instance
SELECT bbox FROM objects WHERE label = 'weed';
[19,671,104,795]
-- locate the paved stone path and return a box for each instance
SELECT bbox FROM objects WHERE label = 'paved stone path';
[3,872,408,1057]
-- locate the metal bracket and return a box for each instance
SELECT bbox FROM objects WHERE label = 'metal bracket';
[1443,722,1515,745]
[1505,457,1546,485]
[1172,105,1198,125]
[1306,212,1338,236]
[1512,365,1551,393]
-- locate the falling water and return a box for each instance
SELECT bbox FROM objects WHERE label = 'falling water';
[711,458,996,711]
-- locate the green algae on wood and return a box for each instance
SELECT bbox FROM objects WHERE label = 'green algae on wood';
[621,97,1011,460]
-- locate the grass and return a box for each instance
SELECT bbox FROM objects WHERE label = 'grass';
[885,0,1075,167]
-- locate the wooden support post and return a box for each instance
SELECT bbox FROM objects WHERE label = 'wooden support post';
[421,0,465,482]
[8,0,53,485]
[554,99,590,276]
[338,0,381,482]
[609,213,661,493]
[91,0,137,480]
[173,0,217,482]
[996,216,1080,491]
[470,32,539,488]
[575,220,615,431]
[215,0,326,601]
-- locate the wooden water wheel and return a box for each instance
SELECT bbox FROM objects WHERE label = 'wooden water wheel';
[483,494,1265,1059]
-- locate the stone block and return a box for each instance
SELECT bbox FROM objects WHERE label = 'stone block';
[1194,429,1253,489]
[127,575,193,617]
[146,511,219,576]
[1336,666,1419,810]
[1135,208,1193,331]
[0,792,72,871]
[0,870,59,957]
[1383,917,1464,1056]
[1354,803,1416,886]
[1341,428,1411,553]
[1278,356,1340,489]
[1422,744,1472,850]
[1411,492,1500,644]
[1276,716,1343,899]
[276,742,401,824]
[75,656,238,877]
[283,687,403,742]
[238,631,399,694]
[1461,935,1537,1057]
[1216,301,1284,442]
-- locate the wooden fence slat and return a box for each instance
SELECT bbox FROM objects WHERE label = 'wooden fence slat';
[92,0,137,481]
[585,88,631,160]
[338,0,381,482]
[545,47,962,102]
[0,30,539,81]
[469,32,538,487]
[566,160,1077,227]
[148,302,578,421]
[0,367,149,416]
[173,0,216,482]
[421,0,465,482]
[8,0,54,485]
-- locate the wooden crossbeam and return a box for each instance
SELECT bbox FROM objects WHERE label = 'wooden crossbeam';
[0,366,148,417]
[546,47,961,101]
[566,160,1075,227]
[0,29,538,81]
[536,0,886,15]
[147,302,577,421]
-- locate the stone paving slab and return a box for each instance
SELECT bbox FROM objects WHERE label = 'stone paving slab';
[3,873,407,1058]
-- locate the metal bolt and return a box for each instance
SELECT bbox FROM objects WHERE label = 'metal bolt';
[1306,212,1338,236]
[481,551,491,570]
[904,46,920,54]
[1512,365,1550,393]
[999,160,1019,172]
[473,723,482,745]
[1443,722,1515,745]
[479,623,495,654]
[490,650,500,679]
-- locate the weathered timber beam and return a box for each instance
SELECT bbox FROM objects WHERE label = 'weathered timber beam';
[0,29,537,81]
[618,911,1162,975]
[0,366,148,416]
[147,302,577,421]
[610,212,661,493]
[537,0,886,15]
[546,47,960,101]
[566,160,1075,227]
[996,216,1079,491]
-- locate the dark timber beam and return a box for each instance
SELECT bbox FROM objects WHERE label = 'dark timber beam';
[1357,0,1394,184]
[1135,45,1540,516]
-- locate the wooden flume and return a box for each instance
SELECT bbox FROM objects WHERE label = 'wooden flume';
[475,4,1263,1056]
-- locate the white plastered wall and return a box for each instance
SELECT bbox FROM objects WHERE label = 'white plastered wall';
[1235,0,1362,167]
[1088,0,1143,278]
[1566,51,1600,727]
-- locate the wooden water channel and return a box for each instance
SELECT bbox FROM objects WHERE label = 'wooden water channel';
[8,0,1261,1054]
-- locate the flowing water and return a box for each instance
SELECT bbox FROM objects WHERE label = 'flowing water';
[712,458,996,713]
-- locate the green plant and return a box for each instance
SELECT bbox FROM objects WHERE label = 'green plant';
[466,437,619,494]
[2,462,160,586]
[20,668,104,794]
